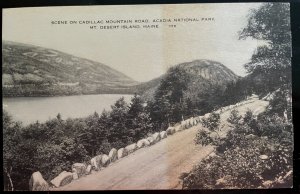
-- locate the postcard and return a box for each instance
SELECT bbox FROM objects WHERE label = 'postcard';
[2,3,293,190]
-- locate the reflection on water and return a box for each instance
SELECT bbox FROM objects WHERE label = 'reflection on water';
[3,94,133,126]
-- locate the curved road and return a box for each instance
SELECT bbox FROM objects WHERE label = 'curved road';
[55,99,269,190]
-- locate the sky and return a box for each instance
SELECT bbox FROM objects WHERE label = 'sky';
[3,3,265,82]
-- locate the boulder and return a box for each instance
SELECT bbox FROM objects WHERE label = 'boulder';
[181,120,187,129]
[198,116,203,122]
[125,143,138,154]
[204,113,210,118]
[193,118,197,126]
[160,131,167,139]
[147,136,155,145]
[175,125,183,132]
[185,119,190,128]
[72,172,78,180]
[50,171,73,188]
[189,118,194,126]
[108,148,118,162]
[152,132,161,143]
[101,154,110,167]
[91,155,102,170]
[71,163,86,178]
[259,155,268,160]
[29,171,49,191]
[166,127,175,135]
[245,134,256,139]
[137,139,150,148]
[215,110,221,114]
[143,139,151,146]
[117,148,127,159]
[85,165,92,175]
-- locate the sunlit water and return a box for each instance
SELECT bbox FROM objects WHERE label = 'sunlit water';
[3,94,133,126]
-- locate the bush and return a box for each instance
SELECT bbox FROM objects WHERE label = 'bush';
[227,109,242,126]
[184,90,293,189]
[183,130,293,189]
[195,112,221,146]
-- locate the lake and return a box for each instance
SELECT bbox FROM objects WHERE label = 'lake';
[3,94,133,126]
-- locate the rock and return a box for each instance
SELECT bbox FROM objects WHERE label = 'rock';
[181,120,187,129]
[175,125,183,132]
[152,132,161,143]
[147,136,155,145]
[71,163,86,178]
[198,116,203,122]
[187,119,192,127]
[245,134,256,139]
[204,113,210,118]
[189,118,194,126]
[90,157,97,170]
[193,118,197,125]
[144,139,151,146]
[85,165,92,175]
[72,172,78,180]
[109,148,118,162]
[50,171,73,188]
[101,154,110,167]
[259,155,268,160]
[137,139,150,148]
[160,131,167,139]
[125,143,138,154]
[166,127,175,135]
[91,155,102,170]
[29,171,49,191]
[117,148,127,159]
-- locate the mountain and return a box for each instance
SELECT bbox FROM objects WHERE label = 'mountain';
[135,59,239,102]
[2,41,138,97]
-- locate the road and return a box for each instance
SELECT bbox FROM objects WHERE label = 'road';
[55,99,269,190]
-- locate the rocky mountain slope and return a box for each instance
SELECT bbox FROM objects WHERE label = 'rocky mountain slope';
[2,41,138,97]
[135,59,239,102]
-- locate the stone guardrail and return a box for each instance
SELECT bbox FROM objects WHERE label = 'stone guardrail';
[29,95,260,191]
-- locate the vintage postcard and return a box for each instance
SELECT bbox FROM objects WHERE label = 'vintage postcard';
[2,3,293,191]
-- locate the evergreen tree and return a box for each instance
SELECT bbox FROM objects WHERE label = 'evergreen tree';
[127,94,153,140]
[109,97,129,147]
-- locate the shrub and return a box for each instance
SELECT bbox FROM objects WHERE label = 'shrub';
[227,109,242,126]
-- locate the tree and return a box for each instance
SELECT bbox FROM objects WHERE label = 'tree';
[195,112,221,146]
[109,97,129,147]
[3,111,22,191]
[127,94,153,140]
[227,109,242,126]
[239,3,291,89]
[150,66,191,129]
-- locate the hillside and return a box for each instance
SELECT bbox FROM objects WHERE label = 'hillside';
[53,99,269,190]
[135,59,239,102]
[2,41,138,97]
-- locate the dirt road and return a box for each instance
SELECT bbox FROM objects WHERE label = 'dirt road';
[56,99,269,190]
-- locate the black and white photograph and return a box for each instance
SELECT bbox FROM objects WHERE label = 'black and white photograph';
[2,2,294,191]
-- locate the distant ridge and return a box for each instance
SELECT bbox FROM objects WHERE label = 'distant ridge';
[2,41,138,97]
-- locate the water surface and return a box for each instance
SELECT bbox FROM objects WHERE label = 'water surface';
[3,94,133,126]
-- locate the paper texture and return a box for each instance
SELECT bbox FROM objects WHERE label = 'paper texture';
[3,3,293,190]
